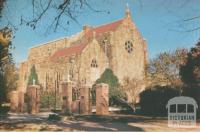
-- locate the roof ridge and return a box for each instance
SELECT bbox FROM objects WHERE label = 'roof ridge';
[29,31,83,50]
[51,43,87,59]
[92,18,123,29]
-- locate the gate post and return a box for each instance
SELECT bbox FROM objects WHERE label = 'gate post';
[61,81,73,114]
[96,83,109,115]
[10,91,19,112]
[18,91,24,113]
[27,85,40,114]
[80,85,92,114]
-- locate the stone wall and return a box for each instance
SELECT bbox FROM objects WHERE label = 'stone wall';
[18,61,28,93]
[110,16,146,83]
[78,38,107,85]
[10,91,19,112]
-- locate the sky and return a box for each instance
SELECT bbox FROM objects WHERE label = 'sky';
[1,0,200,65]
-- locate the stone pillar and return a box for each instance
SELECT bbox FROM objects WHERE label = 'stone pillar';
[18,91,24,113]
[61,81,73,114]
[27,85,40,114]
[72,100,79,113]
[96,83,109,115]
[10,91,19,112]
[80,85,92,114]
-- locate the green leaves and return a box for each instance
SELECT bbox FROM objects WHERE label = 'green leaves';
[27,65,39,85]
[180,41,200,86]
[93,68,124,105]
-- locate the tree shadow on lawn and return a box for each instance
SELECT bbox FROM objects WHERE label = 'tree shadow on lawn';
[0,115,144,131]
[48,120,144,131]
[72,114,167,123]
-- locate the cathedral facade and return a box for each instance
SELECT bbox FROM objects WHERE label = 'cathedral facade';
[17,8,148,97]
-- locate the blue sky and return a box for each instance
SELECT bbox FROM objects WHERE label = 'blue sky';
[1,0,200,65]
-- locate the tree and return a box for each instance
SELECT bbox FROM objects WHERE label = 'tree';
[140,85,180,116]
[0,27,12,69]
[28,65,39,85]
[180,41,200,87]
[93,68,125,106]
[0,0,5,18]
[1,0,109,32]
[1,0,200,33]
[122,77,145,108]
[0,27,15,105]
[147,48,188,87]
[180,41,200,116]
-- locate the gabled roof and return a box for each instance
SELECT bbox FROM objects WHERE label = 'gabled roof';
[51,19,124,59]
[85,19,123,37]
[51,43,87,59]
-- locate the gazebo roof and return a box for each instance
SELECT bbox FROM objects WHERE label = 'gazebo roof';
[166,96,198,108]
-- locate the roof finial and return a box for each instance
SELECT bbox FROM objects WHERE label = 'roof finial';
[125,2,131,18]
[126,3,129,10]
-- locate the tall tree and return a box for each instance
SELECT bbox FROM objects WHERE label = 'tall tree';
[180,41,200,116]
[180,41,200,87]
[0,27,15,105]
[28,65,39,85]
[93,68,125,106]
[147,48,188,87]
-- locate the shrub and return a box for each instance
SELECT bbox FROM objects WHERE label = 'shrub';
[140,85,181,116]
[40,91,62,111]
[27,65,39,85]
[0,105,10,114]
[93,68,125,106]
[48,114,61,121]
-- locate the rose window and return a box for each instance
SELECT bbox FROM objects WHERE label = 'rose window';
[125,41,133,53]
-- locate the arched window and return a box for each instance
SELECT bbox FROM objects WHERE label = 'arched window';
[91,59,98,68]
[125,40,133,53]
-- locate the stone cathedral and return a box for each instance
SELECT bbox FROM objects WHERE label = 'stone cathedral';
[17,7,148,101]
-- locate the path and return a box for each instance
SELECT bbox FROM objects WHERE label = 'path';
[0,113,200,131]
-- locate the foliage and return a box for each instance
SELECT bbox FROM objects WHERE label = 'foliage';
[48,114,61,121]
[122,77,144,106]
[0,27,16,105]
[0,27,13,71]
[0,0,5,18]
[40,91,62,111]
[27,65,39,85]
[0,73,6,105]
[0,105,10,115]
[93,68,125,106]
[0,64,18,104]
[140,85,181,116]
[180,41,200,116]
[1,0,108,32]
[180,41,200,86]
[147,48,188,87]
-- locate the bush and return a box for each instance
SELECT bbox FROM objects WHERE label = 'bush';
[48,114,61,121]
[40,92,62,111]
[93,68,125,106]
[0,105,10,114]
[139,85,181,116]
[182,86,200,118]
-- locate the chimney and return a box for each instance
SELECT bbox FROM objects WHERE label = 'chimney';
[83,25,90,33]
